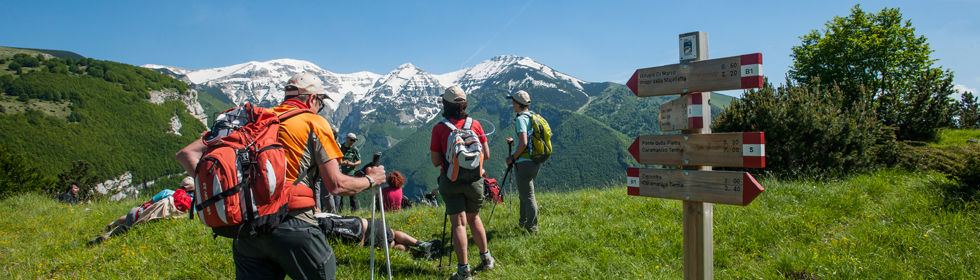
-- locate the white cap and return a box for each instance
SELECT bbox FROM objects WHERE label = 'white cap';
[442,85,467,104]
[346,133,357,140]
[285,72,327,97]
[507,90,531,105]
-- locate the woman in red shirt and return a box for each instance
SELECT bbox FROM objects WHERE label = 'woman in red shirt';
[382,171,405,211]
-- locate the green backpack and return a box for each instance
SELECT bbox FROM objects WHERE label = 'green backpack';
[519,111,552,164]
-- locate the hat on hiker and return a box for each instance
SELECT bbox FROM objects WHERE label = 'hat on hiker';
[507,90,531,105]
[285,72,327,97]
[181,176,196,191]
[442,85,467,104]
[346,133,357,141]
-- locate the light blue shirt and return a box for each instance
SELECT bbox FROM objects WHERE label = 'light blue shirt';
[151,189,175,203]
[514,113,533,163]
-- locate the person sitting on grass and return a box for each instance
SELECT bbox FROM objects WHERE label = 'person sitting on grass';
[316,212,441,260]
[88,177,195,245]
[55,183,90,205]
[382,171,405,211]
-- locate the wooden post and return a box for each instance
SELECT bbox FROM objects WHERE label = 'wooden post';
[680,31,712,280]
[626,31,765,280]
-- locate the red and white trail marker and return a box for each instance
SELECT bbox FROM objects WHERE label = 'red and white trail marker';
[627,132,765,168]
[627,53,764,97]
[660,92,710,131]
[627,167,765,206]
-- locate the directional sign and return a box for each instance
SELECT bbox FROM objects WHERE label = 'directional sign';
[627,132,765,168]
[627,53,763,97]
[626,167,764,206]
[660,92,709,131]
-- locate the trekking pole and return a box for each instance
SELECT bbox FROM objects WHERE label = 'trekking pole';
[359,153,385,280]
[376,174,393,280]
[438,210,448,268]
[486,139,514,226]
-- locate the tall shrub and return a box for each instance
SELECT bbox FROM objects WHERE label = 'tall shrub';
[789,5,956,141]
[714,81,888,176]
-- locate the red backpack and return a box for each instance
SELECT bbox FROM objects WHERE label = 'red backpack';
[483,178,502,204]
[192,104,313,238]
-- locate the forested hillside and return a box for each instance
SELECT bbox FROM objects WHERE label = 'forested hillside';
[0,51,205,196]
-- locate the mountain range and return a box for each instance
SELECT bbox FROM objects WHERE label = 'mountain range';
[145,55,733,199]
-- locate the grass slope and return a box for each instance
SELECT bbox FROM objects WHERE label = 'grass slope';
[2,169,977,279]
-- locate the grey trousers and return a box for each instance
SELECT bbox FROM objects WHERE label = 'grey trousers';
[514,161,540,232]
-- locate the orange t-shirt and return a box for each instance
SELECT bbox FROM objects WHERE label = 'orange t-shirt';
[271,103,343,210]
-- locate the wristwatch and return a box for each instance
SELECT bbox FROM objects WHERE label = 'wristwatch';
[365,176,375,188]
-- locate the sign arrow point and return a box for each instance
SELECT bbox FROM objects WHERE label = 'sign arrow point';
[627,71,639,96]
[628,138,640,161]
[742,172,765,206]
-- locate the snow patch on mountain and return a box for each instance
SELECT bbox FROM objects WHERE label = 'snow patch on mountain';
[437,55,586,92]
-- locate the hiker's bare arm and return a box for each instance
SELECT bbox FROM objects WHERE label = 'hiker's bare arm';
[351,159,361,166]
[507,132,528,165]
[175,140,206,176]
[317,159,385,196]
[430,152,441,167]
[482,141,490,160]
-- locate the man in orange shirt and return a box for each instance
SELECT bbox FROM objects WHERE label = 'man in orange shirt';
[176,72,385,280]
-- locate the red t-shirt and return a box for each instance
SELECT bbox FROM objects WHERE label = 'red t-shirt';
[382,186,402,211]
[430,117,487,173]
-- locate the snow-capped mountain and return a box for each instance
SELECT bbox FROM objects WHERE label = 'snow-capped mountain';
[435,55,586,92]
[142,59,379,122]
[144,55,591,147]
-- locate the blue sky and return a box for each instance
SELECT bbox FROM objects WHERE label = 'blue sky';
[2,0,978,97]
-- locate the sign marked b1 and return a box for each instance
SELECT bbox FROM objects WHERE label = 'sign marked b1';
[628,132,765,168]
[627,53,764,97]
[627,167,765,206]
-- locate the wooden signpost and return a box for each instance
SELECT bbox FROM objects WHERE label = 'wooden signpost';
[659,92,709,131]
[626,53,764,97]
[626,31,765,280]
[627,132,766,168]
[626,168,764,206]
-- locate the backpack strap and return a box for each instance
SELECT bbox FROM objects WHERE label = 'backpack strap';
[278,109,314,122]
[462,117,473,130]
[441,119,458,131]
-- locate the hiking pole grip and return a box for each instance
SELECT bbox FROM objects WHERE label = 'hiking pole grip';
[355,152,382,177]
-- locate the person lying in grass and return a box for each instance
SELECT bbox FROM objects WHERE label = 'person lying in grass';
[88,177,195,245]
[315,212,441,260]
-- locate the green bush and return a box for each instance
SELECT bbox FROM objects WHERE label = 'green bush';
[950,145,980,201]
[888,141,974,174]
[0,144,55,198]
[714,81,889,177]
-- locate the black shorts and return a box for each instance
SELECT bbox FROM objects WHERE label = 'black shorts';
[318,216,392,246]
[364,218,394,247]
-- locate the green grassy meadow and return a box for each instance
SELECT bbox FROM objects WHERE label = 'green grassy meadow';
[1,168,978,279]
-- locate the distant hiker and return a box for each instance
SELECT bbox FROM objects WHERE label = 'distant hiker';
[315,213,440,259]
[56,183,90,205]
[337,132,362,212]
[88,177,195,245]
[421,189,440,207]
[506,90,542,234]
[429,85,495,280]
[175,72,386,280]
[382,171,405,211]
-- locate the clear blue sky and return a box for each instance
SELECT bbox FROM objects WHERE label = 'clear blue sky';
[2,0,978,97]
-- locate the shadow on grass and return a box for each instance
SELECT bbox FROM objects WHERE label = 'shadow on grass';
[939,181,980,210]
[336,256,447,278]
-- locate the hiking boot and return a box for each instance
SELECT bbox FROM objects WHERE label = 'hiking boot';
[87,234,107,246]
[477,252,495,271]
[448,269,471,280]
[413,240,440,260]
